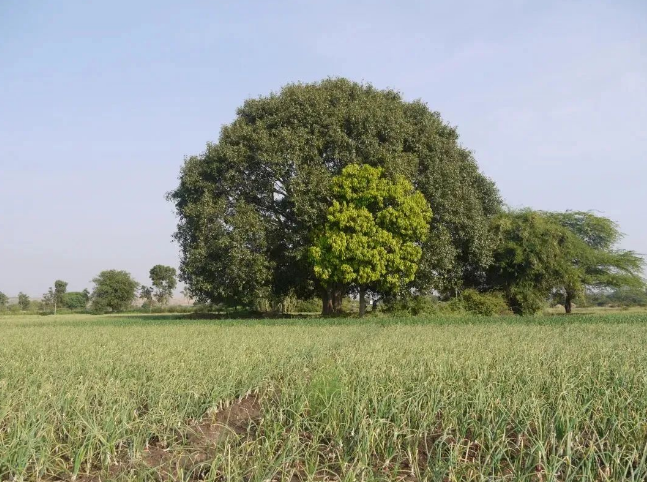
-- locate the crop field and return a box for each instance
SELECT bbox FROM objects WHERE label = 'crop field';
[1,314,647,481]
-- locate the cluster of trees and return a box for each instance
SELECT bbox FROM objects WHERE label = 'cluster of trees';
[168,78,644,316]
[139,265,178,312]
[485,210,643,314]
[41,280,90,314]
[585,288,647,308]
[0,265,177,314]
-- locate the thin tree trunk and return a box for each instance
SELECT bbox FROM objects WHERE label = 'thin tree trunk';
[372,297,378,311]
[359,287,366,317]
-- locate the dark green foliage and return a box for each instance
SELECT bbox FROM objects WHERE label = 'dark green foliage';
[383,295,439,316]
[292,298,322,313]
[149,265,177,305]
[168,78,500,308]
[0,292,7,309]
[63,292,89,310]
[545,211,644,312]
[460,289,510,316]
[17,292,30,311]
[487,210,644,315]
[487,210,578,315]
[91,270,139,313]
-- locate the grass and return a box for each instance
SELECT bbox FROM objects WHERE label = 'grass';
[1,313,647,481]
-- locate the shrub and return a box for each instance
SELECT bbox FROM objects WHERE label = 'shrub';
[293,298,321,313]
[460,289,510,316]
[507,286,546,315]
[383,295,438,316]
[64,292,89,310]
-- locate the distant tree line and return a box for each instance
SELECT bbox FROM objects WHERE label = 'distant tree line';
[0,265,177,315]
[168,78,645,316]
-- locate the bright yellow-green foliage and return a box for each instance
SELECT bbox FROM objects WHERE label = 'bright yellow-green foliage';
[310,164,432,291]
[1,313,647,480]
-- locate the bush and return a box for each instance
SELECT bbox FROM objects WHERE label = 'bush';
[383,295,438,316]
[293,298,321,313]
[507,286,546,316]
[460,289,510,316]
[64,292,89,310]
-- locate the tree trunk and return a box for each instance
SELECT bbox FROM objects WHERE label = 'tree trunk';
[322,289,334,315]
[372,297,378,311]
[359,287,366,317]
[322,286,344,315]
[564,291,573,314]
[333,288,343,313]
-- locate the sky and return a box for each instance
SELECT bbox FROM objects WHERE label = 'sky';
[1,0,645,296]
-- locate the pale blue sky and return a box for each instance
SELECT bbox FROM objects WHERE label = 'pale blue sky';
[1,0,645,296]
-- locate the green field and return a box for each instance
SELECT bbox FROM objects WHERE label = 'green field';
[1,314,647,481]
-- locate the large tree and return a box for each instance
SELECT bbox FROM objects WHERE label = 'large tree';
[168,78,500,309]
[90,270,139,313]
[310,164,432,315]
[0,291,8,309]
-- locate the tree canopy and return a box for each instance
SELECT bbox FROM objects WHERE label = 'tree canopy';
[310,164,431,315]
[54,280,68,307]
[168,78,500,309]
[17,292,30,311]
[149,265,177,305]
[63,291,89,310]
[487,210,645,314]
[0,292,7,308]
[486,210,576,314]
[91,270,139,313]
[543,211,644,312]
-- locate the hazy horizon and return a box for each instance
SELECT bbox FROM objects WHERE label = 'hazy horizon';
[1,0,645,297]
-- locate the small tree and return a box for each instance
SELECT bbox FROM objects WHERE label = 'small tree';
[42,280,69,314]
[91,270,139,313]
[149,265,177,306]
[487,210,579,315]
[42,288,57,314]
[310,164,432,316]
[487,210,645,315]
[18,292,30,311]
[0,291,8,309]
[63,292,90,310]
[139,285,154,313]
[54,280,67,308]
[545,211,644,313]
